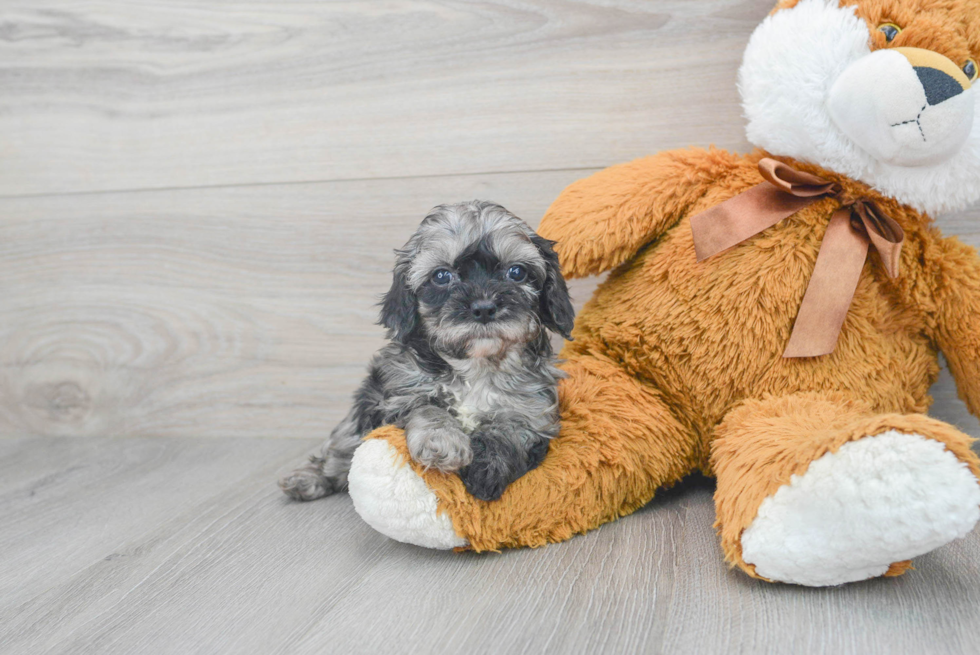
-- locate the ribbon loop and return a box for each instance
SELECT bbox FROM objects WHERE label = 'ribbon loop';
[758,159,839,197]
[690,158,905,358]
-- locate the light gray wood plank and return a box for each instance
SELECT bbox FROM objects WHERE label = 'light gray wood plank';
[0,436,373,653]
[0,0,767,196]
[3,438,980,655]
[0,170,599,439]
[0,437,318,610]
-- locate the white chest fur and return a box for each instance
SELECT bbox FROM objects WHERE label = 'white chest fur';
[442,348,522,432]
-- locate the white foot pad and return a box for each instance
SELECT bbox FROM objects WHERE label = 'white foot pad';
[348,439,469,549]
[741,431,980,586]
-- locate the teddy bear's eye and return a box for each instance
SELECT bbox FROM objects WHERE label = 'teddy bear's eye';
[878,23,901,42]
[964,59,978,82]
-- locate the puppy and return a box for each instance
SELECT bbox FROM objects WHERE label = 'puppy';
[279,200,575,502]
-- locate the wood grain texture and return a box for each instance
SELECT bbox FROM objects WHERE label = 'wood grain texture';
[0,0,766,196]
[2,437,980,655]
[1,0,978,439]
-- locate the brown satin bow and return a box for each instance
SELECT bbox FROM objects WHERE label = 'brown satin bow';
[690,158,905,358]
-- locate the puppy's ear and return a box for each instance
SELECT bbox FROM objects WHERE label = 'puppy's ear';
[378,252,419,343]
[532,235,576,340]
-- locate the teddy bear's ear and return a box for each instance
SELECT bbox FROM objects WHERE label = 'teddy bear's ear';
[531,235,576,340]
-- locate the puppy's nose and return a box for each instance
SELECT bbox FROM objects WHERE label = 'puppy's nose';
[470,299,498,323]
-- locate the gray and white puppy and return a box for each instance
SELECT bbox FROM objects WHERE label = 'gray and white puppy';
[279,201,575,502]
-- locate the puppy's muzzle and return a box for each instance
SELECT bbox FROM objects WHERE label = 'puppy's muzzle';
[828,46,974,167]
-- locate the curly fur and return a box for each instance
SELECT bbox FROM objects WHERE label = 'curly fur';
[279,201,574,502]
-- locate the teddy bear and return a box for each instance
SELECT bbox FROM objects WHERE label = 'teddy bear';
[343,0,980,586]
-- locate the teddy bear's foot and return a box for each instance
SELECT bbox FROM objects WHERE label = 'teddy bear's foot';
[348,437,468,549]
[713,394,980,587]
[740,430,980,586]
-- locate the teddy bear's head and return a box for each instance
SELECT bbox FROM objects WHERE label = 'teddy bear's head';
[739,0,980,214]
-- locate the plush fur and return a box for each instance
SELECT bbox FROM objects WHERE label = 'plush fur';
[345,0,980,586]
[349,438,468,549]
[713,394,980,584]
[738,430,980,586]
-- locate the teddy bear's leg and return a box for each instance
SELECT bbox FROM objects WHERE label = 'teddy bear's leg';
[348,352,700,551]
[711,393,980,586]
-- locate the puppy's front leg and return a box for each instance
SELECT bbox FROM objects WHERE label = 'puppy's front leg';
[460,417,550,502]
[405,406,473,472]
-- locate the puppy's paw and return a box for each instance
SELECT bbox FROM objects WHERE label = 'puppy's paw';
[458,432,521,502]
[526,437,551,471]
[407,425,473,473]
[278,461,342,501]
[459,463,509,502]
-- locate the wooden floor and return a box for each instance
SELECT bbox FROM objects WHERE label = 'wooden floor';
[0,430,980,654]
[4,433,980,654]
[3,1,980,653]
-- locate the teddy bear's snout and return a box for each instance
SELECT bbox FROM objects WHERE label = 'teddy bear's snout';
[827,46,974,168]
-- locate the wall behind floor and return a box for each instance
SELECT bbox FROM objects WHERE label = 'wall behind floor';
[1,0,978,438]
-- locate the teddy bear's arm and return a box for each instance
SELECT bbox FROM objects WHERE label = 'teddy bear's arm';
[931,235,980,418]
[537,147,733,278]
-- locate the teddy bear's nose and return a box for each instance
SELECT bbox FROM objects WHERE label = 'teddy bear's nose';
[827,43,975,169]
[915,67,965,106]
[894,47,971,105]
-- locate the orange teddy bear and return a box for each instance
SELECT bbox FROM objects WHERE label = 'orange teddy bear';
[346,0,980,586]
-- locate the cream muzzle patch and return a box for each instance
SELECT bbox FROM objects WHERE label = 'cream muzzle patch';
[828,47,974,167]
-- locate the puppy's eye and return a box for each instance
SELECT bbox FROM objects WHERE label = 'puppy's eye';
[431,269,453,285]
[506,264,527,282]
[878,23,901,42]
[964,59,978,82]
